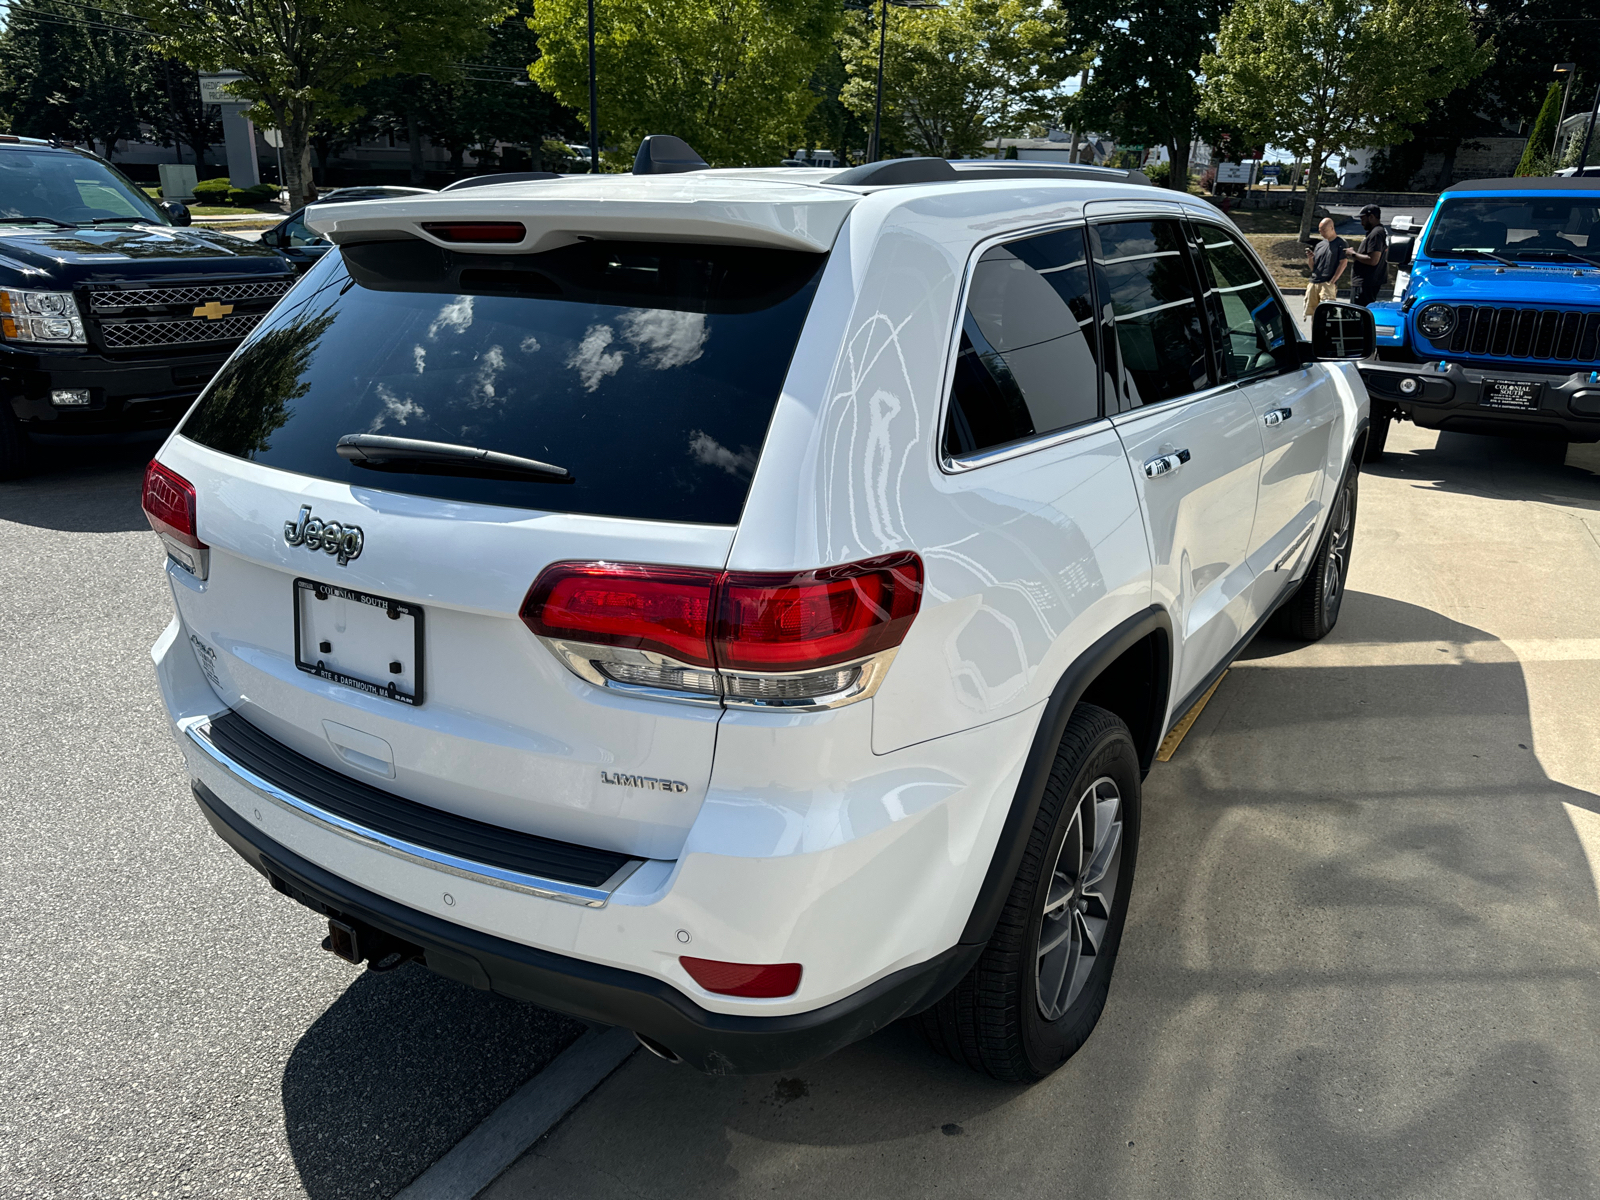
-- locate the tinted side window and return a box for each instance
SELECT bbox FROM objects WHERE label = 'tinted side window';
[1091,220,1213,407]
[1193,224,1288,382]
[945,226,1100,458]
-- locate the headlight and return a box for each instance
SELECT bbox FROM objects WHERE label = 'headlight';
[1417,303,1455,341]
[0,288,87,346]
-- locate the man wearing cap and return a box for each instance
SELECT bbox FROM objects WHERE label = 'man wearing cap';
[1303,217,1349,317]
[1349,204,1388,306]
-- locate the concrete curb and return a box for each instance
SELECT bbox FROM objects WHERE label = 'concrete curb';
[393,1026,638,1200]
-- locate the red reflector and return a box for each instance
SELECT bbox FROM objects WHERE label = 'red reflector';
[420,221,526,244]
[141,460,205,548]
[715,552,922,671]
[680,957,802,998]
[521,563,717,667]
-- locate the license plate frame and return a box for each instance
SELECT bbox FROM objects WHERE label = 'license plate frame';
[1479,378,1542,411]
[293,578,425,706]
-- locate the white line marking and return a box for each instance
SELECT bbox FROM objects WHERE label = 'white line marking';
[394,1026,637,1200]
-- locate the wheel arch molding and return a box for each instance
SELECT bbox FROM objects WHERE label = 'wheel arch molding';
[958,605,1172,948]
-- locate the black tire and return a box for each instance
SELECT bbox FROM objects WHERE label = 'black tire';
[918,704,1141,1082]
[1270,465,1357,641]
[0,394,32,480]
[1364,411,1391,462]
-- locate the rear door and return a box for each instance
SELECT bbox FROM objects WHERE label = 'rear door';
[1190,220,1340,596]
[162,238,828,861]
[1093,217,1266,707]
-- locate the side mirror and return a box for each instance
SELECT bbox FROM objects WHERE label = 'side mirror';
[1388,235,1413,268]
[1312,302,1376,360]
[159,200,191,226]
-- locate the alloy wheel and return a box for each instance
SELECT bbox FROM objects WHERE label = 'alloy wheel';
[1036,776,1123,1022]
[1322,482,1354,619]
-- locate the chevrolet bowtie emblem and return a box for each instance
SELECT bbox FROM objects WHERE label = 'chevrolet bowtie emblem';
[192,301,234,319]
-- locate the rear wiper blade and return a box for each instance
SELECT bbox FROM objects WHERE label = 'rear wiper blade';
[0,215,74,228]
[336,434,572,483]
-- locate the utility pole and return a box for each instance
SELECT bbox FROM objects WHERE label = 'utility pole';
[1553,64,1576,160]
[870,0,888,162]
[587,0,599,173]
[1579,79,1600,176]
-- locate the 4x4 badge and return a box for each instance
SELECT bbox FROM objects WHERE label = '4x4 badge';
[284,505,364,566]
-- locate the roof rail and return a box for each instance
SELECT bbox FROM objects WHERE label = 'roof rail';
[826,156,1151,188]
[633,134,709,175]
[440,171,560,192]
[950,161,1152,186]
[828,157,957,186]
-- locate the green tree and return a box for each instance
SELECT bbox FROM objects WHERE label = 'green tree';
[1202,0,1490,238]
[0,1,162,155]
[1066,0,1225,190]
[838,0,1078,160]
[132,0,510,209]
[1515,82,1563,176]
[527,0,841,169]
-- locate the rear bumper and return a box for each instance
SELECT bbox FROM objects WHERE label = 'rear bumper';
[192,779,974,1073]
[1358,359,1600,441]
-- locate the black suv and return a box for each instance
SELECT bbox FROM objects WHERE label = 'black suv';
[0,137,295,476]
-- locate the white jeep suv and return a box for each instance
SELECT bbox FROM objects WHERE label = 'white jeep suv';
[146,147,1375,1081]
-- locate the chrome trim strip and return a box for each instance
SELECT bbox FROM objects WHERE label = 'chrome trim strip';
[180,714,642,908]
[942,417,1114,473]
[1109,380,1243,430]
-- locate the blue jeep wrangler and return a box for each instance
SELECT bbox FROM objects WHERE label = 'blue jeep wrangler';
[1358,177,1600,457]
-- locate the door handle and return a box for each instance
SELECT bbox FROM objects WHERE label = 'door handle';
[1262,407,1293,427]
[1143,448,1191,478]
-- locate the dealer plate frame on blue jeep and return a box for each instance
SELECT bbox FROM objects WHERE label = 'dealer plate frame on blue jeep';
[1480,378,1541,411]
[292,578,425,706]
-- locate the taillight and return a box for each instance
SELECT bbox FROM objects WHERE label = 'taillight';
[680,957,802,998]
[142,460,209,578]
[520,553,923,709]
[420,221,526,243]
[716,554,922,671]
[524,563,716,665]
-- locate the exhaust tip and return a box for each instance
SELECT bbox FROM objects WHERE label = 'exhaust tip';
[634,1031,682,1063]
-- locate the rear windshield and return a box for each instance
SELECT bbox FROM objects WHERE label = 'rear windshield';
[1423,196,1600,263]
[180,238,827,524]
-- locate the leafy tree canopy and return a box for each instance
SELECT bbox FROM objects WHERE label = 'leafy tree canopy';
[131,0,511,207]
[838,0,1080,160]
[527,0,841,169]
[1202,0,1489,235]
[1067,0,1227,189]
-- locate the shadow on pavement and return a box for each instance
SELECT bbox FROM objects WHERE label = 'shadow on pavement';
[0,432,162,533]
[1362,428,1600,509]
[281,962,583,1199]
[483,589,1600,1200]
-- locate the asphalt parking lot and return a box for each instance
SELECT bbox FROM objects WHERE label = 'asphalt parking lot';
[0,437,581,1200]
[4,421,1600,1198]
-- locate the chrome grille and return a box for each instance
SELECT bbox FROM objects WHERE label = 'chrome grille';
[88,279,292,311]
[1445,305,1600,364]
[99,312,265,349]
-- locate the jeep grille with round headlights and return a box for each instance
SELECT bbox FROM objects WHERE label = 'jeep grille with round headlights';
[1417,303,1455,340]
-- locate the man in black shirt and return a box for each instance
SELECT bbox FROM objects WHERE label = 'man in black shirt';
[1349,204,1388,306]
[1303,217,1348,316]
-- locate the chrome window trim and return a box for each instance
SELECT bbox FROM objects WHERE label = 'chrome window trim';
[1109,379,1243,431]
[943,416,1115,472]
[935,217,1108,477]
[179,714,645,908]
